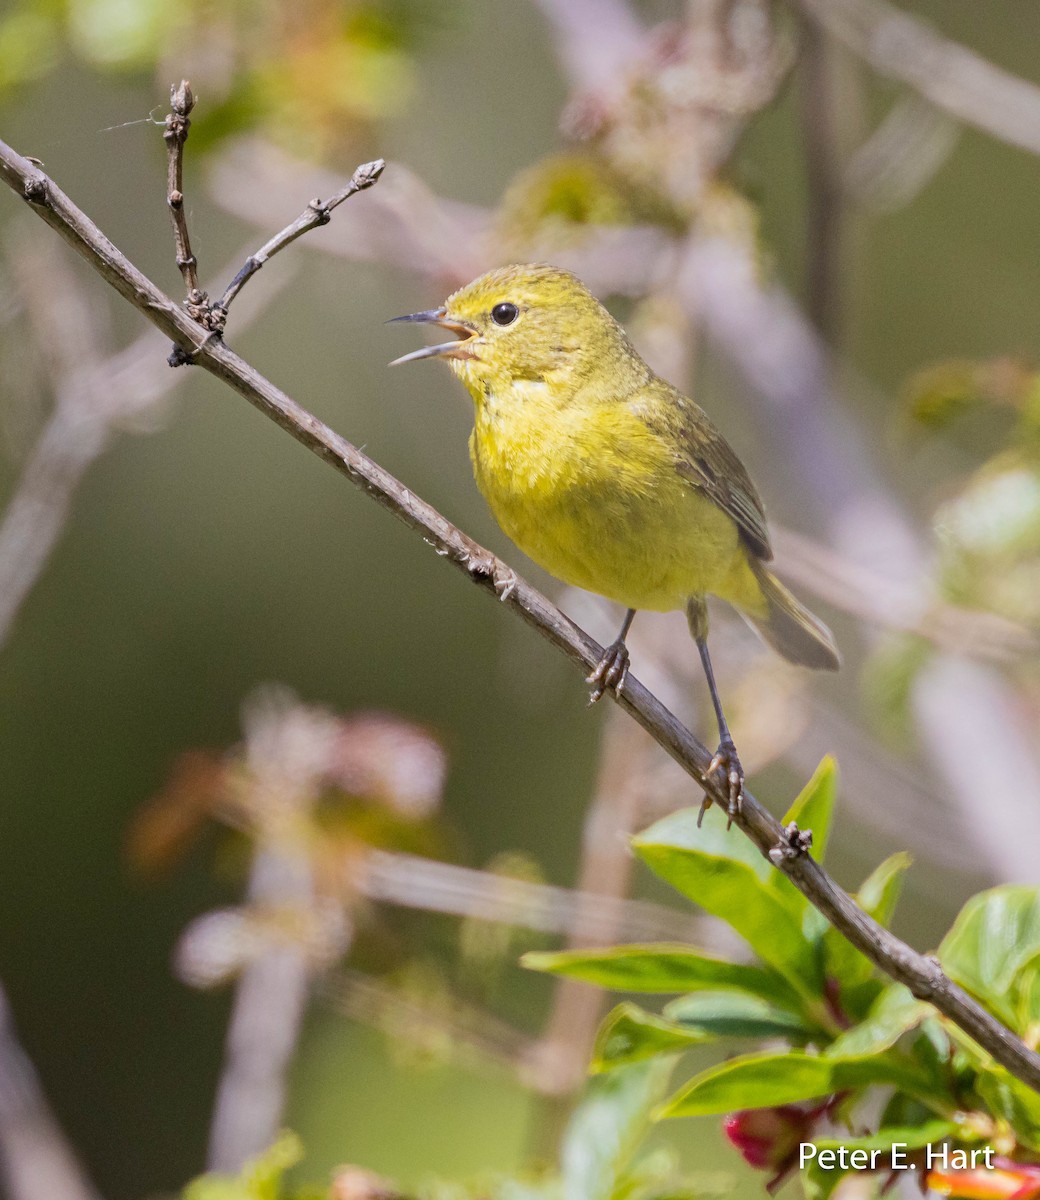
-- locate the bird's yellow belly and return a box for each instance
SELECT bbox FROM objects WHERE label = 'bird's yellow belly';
[470,403,747,613]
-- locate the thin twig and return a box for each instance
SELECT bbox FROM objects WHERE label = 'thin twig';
[3,141,1039,1095]
[210,142,490,286]
[163,81,204,311]
[214,158,384,317]
[162,82,383,357]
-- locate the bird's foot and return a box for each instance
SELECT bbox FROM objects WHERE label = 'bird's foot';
[700,736,744,828]
[586,638,630,705]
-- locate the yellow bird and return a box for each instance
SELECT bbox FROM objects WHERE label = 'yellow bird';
[391,264,839,814]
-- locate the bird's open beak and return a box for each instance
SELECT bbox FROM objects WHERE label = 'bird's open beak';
[387,308,478,366]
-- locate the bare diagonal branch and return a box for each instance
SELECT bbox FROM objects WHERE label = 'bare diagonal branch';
[794,0,1040,157]
[214,157,384,317]
[2,138,1039,1095]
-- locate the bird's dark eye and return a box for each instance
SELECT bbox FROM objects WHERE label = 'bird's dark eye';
[491,302,519,326]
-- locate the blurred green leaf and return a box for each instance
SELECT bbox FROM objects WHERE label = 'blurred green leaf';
[1013,952,1040,1044]
[561,1059,676,1200]
[862,634,934,750]
[634,812,821,1002]
[592,1003,707,1072]
[939,459,1040,560]
[939,885,1040,1028]
[521,944,797,1006]
[0,9,60,89]
[68,0,168,69]
[664,991,813,1042]
[903,359,989,431]
[975,1068,1040,1152]
[183,1131,303,1200]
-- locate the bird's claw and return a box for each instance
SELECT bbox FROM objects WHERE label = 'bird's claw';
[704,737,744,828]
[586,638,630,705]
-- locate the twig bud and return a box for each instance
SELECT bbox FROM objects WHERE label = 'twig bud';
[352,159,386,192]
[171,79,195,116]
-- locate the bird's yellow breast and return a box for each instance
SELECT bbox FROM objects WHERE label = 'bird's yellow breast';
[467,380,748,612]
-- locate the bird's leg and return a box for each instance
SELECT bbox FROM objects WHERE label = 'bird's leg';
[697,636,744,825]
[587,608,637,704]
[686,597,743,826]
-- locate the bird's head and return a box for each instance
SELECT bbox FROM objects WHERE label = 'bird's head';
[389,263,645,398]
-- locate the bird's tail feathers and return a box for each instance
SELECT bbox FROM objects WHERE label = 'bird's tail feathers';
[744,560,841,671]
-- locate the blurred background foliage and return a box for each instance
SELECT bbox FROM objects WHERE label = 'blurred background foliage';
[3,1,1040,1198]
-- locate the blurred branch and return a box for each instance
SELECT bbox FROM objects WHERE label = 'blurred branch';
[357,849,701,944]
[207,140,679,298]
[842,93,958,213]
[0,233,111,650]
[4,141,1040,1095]
[319,968,532,1078]
[204,688,355,1173]
[0,235,289,654]
[207,848,314,1173]
[773,525,1039,662]
[530,0,644,93]
[528,715,658,1097]
[792,0,1040,158]
[798,20,845,342]
[0,983,101,1200]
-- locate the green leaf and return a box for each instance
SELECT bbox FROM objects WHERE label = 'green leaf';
[858,852,913,926]
[1013,952,1040,1042]
[561,1059,675,1200]
[802,1122,957,1200]
[824,984,930,1060]
[592,1003,707,1072]
[976,1067,1040,1153]
[939,885,1040,1027]
[521,944,797,1006]
[664,991,814,1042]
[634,813,821,1001]
[642,805,772,878]
[909,1018,957,1095]
[777,757,838,869]
[657,1051,923,1118]
[822,853,913,995]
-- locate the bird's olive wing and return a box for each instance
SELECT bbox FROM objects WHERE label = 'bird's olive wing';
[673,403,773,562]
